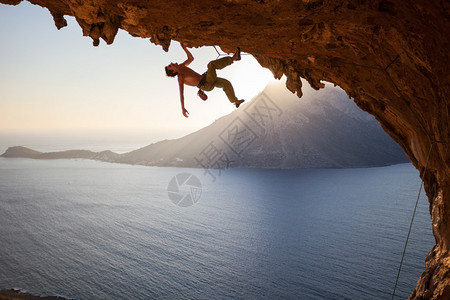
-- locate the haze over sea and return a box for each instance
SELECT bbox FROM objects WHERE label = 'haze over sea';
[0,157,434,299]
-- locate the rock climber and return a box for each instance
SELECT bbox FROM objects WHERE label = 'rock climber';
[165,43,245,118]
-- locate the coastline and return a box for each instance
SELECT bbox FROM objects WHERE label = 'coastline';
[0,289,67,300]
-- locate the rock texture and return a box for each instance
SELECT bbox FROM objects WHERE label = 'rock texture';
[0,0,448,298]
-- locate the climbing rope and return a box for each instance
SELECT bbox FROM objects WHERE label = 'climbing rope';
[391,142,433,300]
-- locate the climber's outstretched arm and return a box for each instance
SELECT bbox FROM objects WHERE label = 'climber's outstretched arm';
[177,74,189,118]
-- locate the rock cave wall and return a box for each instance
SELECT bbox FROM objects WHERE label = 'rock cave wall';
[1,0,449,298]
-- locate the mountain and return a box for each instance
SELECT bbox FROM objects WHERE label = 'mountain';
[115,79,408,168]
[1,80,408,168]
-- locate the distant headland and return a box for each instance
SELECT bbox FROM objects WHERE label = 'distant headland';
[0,289,67,300]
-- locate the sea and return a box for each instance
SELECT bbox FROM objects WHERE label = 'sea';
[0,157,434,300]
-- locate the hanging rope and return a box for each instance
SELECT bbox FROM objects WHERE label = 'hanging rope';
[391,142,434,300]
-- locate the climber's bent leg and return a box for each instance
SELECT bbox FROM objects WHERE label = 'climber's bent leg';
[205,57,234,84]
[214,77,238,103]
[209,56,234,70]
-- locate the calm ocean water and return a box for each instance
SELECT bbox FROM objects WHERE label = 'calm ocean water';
[0,158,434,299]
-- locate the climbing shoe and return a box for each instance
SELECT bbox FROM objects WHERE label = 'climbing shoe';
[235,99,245,108]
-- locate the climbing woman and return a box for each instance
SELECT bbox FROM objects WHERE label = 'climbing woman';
[165,43,245,118]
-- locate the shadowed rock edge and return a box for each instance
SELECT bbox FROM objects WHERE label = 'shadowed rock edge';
[1,1,448,298]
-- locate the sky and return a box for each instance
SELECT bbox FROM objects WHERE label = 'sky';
[0,2,275,151]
